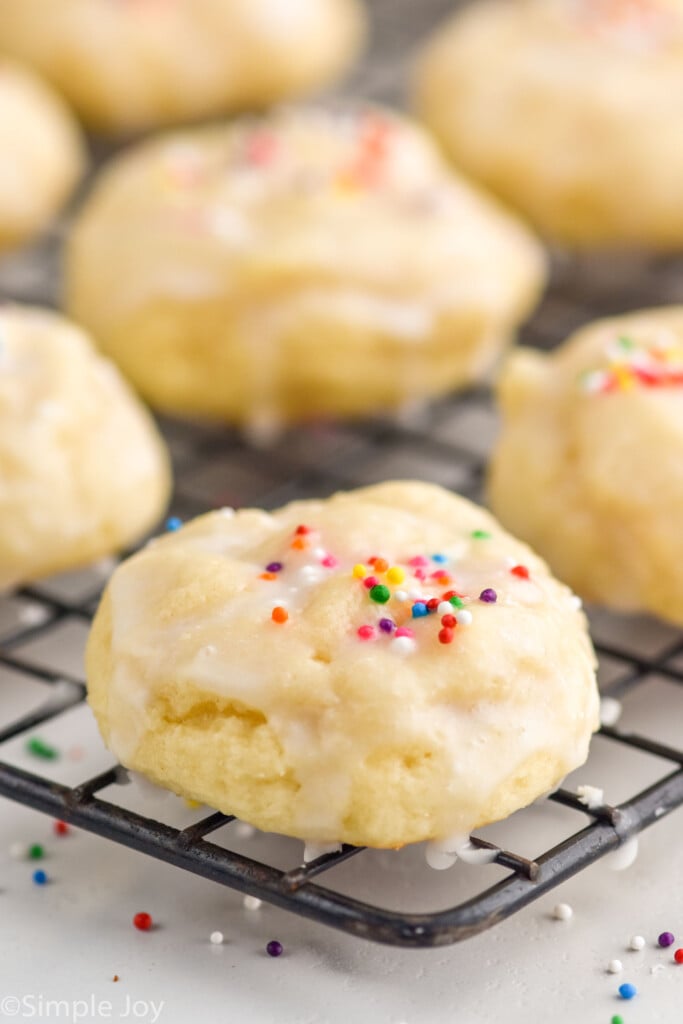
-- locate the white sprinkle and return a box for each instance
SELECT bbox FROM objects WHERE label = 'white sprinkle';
[218,507,235,518]
[17,603,50,627]
[408,588,423,600]
[394,590,408,602]
[552,903,573,921]
[312,547,326,560]
[455,609,473,626]
[297,566,323,585]
[607,959,623,974]
[629,935,646,951]
[651,963,665,975]
[437,601,453,617]
[9,842,26,860]
[210,931,224,945]
[569,594,583,610]
[392,636,416,655]
[600,697,623,727]
[303,841,341,863]
[243,895,262,911]
[235,822,256,840]
[577,784,604,810]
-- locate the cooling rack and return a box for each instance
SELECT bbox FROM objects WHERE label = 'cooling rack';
[1,0,682,950]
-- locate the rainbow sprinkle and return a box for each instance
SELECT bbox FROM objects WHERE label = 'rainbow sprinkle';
[253,524,533,656]
[580,333,683,394]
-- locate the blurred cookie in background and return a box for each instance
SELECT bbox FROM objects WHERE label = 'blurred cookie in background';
[488,307,683,625]
[0,60,85,253]
[414,0,683,248]
[0,305,171,592]
[0,0,366,135]
[65,105,546,433]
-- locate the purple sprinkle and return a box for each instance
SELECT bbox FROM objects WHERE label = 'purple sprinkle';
[479,588,497,604]
[266,562,283,573]
[378,618,395,634]
[266,940,283,957]
[658,931,675,948]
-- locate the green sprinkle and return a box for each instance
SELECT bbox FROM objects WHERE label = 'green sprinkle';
[449,596,464,608]
[29,844,44,861]
[369,584,390,604]
[611,1017,624,1024]
[471,530,491,540]
[26,737,59,760]
[617,335,636,350]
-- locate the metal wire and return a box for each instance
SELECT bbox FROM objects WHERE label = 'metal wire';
[1,0,682,949]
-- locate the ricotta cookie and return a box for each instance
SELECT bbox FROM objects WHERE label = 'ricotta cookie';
[415,0,683,247]
[0,306,171,591]
[488,308,683,624]
[0,60,84,251]
[0,0,365,134]
[66,107,545,428]
[86,481,598,849]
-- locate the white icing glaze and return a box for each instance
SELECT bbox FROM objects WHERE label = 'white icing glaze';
[103,496,597,840]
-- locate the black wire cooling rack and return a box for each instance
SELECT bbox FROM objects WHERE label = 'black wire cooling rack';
[1,0,683,950]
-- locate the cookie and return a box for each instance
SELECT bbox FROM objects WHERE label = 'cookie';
[86,481,598,849]
[0,60,84,251]
[66,106,545,429]
[488,308,683,624]
[0,0,365,134]
[0,306,171,591]
[414,0,683,247]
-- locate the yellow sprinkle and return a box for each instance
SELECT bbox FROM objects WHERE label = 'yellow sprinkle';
[184,799,202,809]
[614,366,636,391]
[353,564,367,579]
[387,566,405,584]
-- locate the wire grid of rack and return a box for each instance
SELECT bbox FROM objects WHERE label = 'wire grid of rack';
[1,0,683,950]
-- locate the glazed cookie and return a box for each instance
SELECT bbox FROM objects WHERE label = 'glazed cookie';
[0,0,365,134]
[86,481,598,849]
[0,60,84,251]
[66,107,545,429]
[0,306,171,591]
[489,308,683,624]
[415,0,683,247]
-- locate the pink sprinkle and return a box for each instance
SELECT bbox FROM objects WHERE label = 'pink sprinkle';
[322,555,338,569]
[363,576,379,589]
[395,627,415,639]
[357,625,375,640]
[409,556,429,567]
[414,568,426,580]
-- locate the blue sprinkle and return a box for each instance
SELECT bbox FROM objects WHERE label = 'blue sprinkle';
[619,983,637,1001]
[411,603,428,619]
[431,554,448,564]
[165,517,183,532]
[32,869,48,886]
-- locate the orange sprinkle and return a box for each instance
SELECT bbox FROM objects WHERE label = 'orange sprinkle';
[271,606,289,624]
[373,558,389,574]
[291,538,307,550]
[437,575,452,586]
[260,572,277,581]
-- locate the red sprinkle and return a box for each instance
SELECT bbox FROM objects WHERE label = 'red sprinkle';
[357,625,374,640]
[363,576,379,589]
[295,525,311,536]
[511,565,530,579]
[674,949,683,964]
[438,627,454,645]
[441,614,456,629]
[426,599,440,612]
[53,820,69,837]
[133,912,153,932]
